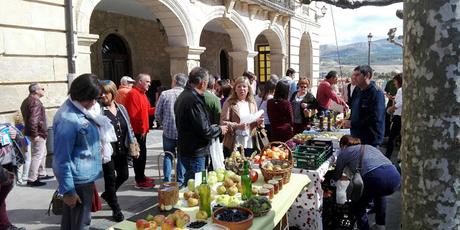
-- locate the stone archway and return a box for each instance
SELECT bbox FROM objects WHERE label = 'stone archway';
[299,32,313,84]
[75,0,194,77]
[254,28,285,81]
[199,11,252,79]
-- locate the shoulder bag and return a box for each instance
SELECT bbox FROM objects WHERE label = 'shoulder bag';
[346,145,365,202]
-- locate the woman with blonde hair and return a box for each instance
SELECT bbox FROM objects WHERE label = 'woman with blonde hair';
[221,76,263,157]
[98,80,138,222]
[289,77,319,134]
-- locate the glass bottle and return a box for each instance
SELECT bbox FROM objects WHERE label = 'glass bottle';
[319,111,324,130]
[327,111,332,131]
[241,160,252,200]
[198,171,211,217]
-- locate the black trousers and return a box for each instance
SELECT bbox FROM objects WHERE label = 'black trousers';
[133,134,147,182]
[102,154,129,211]
[385,115,401,159]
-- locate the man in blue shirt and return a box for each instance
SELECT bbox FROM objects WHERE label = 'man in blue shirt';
[350,65,385,147]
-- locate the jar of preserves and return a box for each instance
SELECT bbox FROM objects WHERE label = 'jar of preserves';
[258,188,272,199]
[263,184,274,199]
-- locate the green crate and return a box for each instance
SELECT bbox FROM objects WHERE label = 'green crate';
[293,145,331,170]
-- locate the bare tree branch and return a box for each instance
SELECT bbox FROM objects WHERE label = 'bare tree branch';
[302,0,402,9]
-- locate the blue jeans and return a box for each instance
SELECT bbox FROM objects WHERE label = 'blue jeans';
[162,136,185,186]
[180,155,206,184]
[353,164,400,230]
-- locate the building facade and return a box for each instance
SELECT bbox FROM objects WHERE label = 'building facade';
[0,0,324,123]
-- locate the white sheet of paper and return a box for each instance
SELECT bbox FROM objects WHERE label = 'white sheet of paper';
[194,171,202,186]
[239,109,264,124]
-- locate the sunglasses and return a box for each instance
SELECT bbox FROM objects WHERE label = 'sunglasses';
[98,80,111,85]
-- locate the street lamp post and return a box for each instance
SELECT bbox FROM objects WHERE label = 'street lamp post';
[367,33,373,66]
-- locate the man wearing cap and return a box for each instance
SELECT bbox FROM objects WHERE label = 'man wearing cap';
[115,76,135,106]
[20,83,52,187]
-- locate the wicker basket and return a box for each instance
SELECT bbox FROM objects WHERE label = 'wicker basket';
[259,142,293,184]
[253,208,271,217]
[157,151,179,211]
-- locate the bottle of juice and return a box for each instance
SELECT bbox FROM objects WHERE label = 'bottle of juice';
[198,171,211,217]
[241,160,252,200]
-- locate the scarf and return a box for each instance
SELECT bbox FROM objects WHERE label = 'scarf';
[70,98,117,163]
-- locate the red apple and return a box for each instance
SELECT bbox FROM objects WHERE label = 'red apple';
[136,219,147,230]
[161,218,175,230]
[249,170,258,183]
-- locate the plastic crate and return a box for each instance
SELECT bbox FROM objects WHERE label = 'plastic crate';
[305,139,333,155]
[322,187,356,230]
[292,145,332,170]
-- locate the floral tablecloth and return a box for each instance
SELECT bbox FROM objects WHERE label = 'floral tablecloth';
[288,156,335,230]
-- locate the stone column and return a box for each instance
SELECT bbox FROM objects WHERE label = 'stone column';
[166,46,206,79]
[228,50,258,78]
[270,53,285,78]
[76,33,99,76]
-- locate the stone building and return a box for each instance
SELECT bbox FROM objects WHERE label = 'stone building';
[0,0,325,123]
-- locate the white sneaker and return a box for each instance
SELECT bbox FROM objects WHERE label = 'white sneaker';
[370,223,385,230]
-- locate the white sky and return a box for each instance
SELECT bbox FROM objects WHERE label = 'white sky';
[319,2,404,46]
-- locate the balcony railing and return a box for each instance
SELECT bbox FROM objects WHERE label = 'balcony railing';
[251,0,296,14]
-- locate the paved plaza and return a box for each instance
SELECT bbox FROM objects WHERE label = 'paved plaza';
[7,129,401,230]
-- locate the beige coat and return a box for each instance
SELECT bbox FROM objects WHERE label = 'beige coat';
[220,99,258,150]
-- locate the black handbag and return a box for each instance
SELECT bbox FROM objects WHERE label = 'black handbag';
[346,145,365,202]
[252,127,269,152]
[47,190,64,216]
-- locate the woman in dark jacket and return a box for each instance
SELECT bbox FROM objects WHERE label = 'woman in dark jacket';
[267,80,294,142]
[335,135,400,230]
[99,80,138,222]
[289,77,319,134]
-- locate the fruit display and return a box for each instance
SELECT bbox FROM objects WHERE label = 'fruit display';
[291,133,314,144]
[212,207,254,230]
[224,150,248,175]
[262,160,291,171]
[240,196,271,216]
[254,145,290,164]
[135,210,190,230]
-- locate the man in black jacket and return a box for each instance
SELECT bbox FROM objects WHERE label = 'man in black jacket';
[174,67,228,183]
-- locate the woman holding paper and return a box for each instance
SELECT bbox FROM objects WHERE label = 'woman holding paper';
[221,76,264,157]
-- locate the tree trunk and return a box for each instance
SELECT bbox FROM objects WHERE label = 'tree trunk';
[401,1,460,229]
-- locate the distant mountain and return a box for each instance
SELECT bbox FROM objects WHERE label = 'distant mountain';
[320,39,403,67]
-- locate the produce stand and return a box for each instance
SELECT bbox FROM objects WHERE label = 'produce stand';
[287,129,349,230]
[109,170,310,230]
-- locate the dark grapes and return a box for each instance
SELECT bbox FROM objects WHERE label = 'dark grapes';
[187,221,207,229]
[216,209,249,222]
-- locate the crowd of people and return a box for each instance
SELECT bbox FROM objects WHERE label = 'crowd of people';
[0,64,404,230]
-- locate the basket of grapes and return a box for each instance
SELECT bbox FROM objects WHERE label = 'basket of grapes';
[240,196,272,217]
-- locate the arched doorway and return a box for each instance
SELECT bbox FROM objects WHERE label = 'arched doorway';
[220,50,230,79]
[299,33,313,83]
[254,29,285,82]
[101,34,131,84]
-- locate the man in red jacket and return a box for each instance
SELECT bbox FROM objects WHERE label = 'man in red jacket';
[125,73,155,189]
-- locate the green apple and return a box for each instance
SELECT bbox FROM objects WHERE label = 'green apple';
[228,196,241,207]
[208,171,217,177]
[216,195,230,206]
[146,214,154,221]
[208,175,218,186]
[217,173,225,182]
[187,179,195,192]
[216,185,227,195]
[215,168,225,174]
